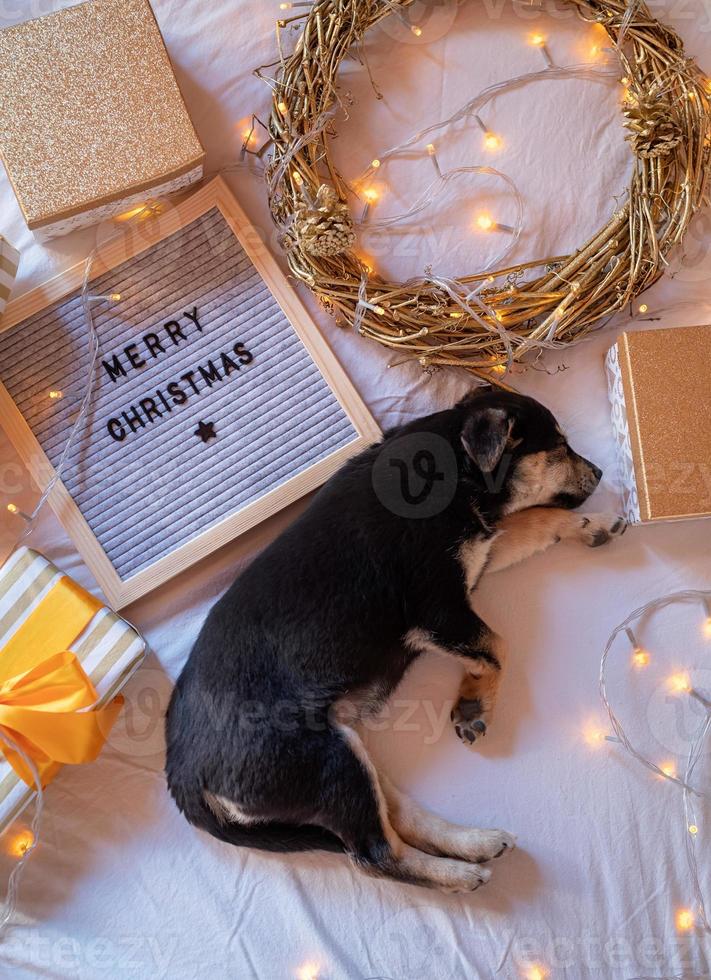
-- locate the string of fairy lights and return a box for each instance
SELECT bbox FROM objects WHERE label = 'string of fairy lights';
[592,591,711,942]
[248,9,699,377]
[343,45,620,351]
[0,212,142,928]
[4,270,121,541]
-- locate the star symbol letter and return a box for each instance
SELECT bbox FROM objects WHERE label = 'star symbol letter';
[194,420,217,443]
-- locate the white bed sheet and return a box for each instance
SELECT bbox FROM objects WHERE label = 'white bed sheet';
[1,1,711,977]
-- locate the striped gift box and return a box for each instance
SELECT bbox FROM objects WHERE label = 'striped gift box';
[0,547,145,833]
[0,236,19,317]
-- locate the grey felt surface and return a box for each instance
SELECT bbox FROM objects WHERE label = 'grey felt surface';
[0,207,358,578]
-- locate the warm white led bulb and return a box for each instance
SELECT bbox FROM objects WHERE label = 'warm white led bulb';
[9,829,34,857]
[526,966,548,980]
[668,673,691,694]
[676,908,694,931]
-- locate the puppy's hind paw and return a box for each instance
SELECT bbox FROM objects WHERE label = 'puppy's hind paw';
[442,863,492,894]
[577,513,627,548]
[459,828,516,863]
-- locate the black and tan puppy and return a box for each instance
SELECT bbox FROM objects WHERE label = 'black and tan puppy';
[166,388,625,891]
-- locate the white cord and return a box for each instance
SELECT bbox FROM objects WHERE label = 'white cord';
[1,202,157,934]
[9,203,161,548]
[355,61,618,184]
[600,590,711,934]
[0,731,44,936]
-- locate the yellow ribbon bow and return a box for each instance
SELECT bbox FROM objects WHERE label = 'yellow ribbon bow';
[0,652,123,788]
[0,573,126,789]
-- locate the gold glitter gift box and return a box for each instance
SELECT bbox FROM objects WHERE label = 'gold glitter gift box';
[0,0,205,241]
[606,324,711,524]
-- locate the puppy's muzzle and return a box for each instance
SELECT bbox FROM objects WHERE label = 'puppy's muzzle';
[581,461,603,496]
[555,454,603,509]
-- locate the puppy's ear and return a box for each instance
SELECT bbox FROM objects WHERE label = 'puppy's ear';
[461,407,512,472]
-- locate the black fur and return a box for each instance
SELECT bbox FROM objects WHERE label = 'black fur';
[165,388,599,868]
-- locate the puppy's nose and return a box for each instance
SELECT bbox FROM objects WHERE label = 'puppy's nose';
[591,464,603,483]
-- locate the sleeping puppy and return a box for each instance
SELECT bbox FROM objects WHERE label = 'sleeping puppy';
[166,387,625,892]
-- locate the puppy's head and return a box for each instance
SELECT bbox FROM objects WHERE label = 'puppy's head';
[459,388,602,512]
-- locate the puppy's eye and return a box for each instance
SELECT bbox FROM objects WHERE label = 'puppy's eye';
[548,445,568,461]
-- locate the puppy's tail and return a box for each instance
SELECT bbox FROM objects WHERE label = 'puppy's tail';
[167,773,344,854]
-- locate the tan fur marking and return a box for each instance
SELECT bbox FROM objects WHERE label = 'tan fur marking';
[486,508,626,574]
[506,448,597,514]
[404,626,451,659]
[380,774,514,863]
[203,792,264,826]
[486,507,581,572]
[335,722,402,854]
[507,451,569,512]
[458,669,499,711]
[458,536,497,593]
[336,723,493,891]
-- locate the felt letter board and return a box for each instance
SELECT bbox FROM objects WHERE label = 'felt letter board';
[0,178,380,607]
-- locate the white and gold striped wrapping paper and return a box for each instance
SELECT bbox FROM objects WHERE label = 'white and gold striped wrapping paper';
[0,235,19,317]
[0,547,145,833]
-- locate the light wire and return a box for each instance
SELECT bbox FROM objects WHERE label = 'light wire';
[600,589,711,934]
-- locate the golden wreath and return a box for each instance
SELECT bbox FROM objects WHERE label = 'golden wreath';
[267,0,711,383]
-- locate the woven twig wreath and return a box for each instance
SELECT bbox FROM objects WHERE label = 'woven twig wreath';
[267,0,711,382]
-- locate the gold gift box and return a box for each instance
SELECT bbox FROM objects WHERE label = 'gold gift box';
[0,0,205,241]
[606,324,711,523]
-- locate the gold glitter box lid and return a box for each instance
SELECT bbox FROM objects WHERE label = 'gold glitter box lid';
[606,324,711,523]
[0,0,205,230]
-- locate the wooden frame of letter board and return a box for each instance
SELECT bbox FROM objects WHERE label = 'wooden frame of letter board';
[0,177,381,608]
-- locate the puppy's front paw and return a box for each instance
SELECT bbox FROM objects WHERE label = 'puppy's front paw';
[451,697,489,745]
[577,513,627,548]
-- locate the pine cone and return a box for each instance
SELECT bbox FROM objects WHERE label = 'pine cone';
[293,184,356,258]
[624,96,683,159]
